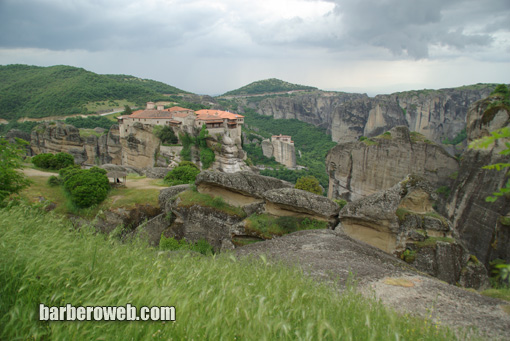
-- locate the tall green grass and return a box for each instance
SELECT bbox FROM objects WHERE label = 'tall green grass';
[0,205,459,340]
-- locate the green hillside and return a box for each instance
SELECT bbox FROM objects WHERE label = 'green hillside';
[0,64,188,120]
[222,78,317,96]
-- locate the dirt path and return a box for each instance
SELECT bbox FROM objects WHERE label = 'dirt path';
[22,168,166,190]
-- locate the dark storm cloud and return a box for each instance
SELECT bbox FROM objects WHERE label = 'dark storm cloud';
[0,0,508,61]
[0,0,221,51]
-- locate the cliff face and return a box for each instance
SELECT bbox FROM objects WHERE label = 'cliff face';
[337,175,489,288]
[30,122,122,165]
[242,86,494,145]
[446,96,510,265]
[326,126,459,201]
[385,87,493,144]
[120,122,160,168]
[261,138,296,168]
[247,91,366,132]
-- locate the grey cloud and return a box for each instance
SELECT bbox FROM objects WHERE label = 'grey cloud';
[0,0,223,51]
[246,0,502,59]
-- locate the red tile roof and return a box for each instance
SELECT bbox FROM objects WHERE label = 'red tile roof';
[195,110,244,121]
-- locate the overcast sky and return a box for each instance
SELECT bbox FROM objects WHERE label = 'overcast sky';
[0,0,508,95]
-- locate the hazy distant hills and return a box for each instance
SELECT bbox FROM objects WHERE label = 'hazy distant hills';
[0,64,188,120]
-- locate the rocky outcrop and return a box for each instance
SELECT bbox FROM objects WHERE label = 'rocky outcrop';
[235,229,510,340]
[261,137,296,168]
[154,171,339,251]
[209,134,251,173]
[326,126,459,201]
[195,170,292,205]
[29,122,122,165]
[385,87,493,144]
[263,188,339,227]
[237,86,494,145]
[337,175,489,288]
[120,122,160,168]
[330,98,408,143]
[446,95,510,266]
[247,91,366,132]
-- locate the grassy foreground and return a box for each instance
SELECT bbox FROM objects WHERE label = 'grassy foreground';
[0,205,457,340]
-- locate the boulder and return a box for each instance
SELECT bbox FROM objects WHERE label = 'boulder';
[145,167,170,179]
[195,171,292,206]
[262,188,339,226]
[337,175,488,288]
[158,185,190,212]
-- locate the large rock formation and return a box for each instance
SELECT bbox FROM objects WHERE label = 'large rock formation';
[195,170,292,206]
[446,95,510,266]
[120,122,160,168]
[154,171,339,250]
[235,229,510,340]
[209,134,251,173]
[326,126,459,201]
[30,122,122,165]
[261,135,296,168]
[236,86,494,145]
[337,175,489,288]
[330,97,408,143]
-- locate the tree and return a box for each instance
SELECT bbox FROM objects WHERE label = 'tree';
[469,126,510,202]
[60,166,109,208]
[154,125,178,145]
[0,138,31,204]
[295,175,323,195]
[123,105,133,116]
[164,161,200,186]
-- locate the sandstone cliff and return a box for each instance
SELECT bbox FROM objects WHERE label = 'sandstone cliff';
[238,86,494,145]
[326,126,459,201]
[30,122,122,165]
[261,138,296,168]
[337,175,488,288]
[446,95,510,266]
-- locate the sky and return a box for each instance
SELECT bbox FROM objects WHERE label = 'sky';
[0,0,509,96]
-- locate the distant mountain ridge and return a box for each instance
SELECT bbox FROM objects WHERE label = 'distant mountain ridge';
[222,78,317,96]
[0,64,188,120]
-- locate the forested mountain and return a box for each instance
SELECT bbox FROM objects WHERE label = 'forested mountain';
[222,78,317,96]
[0,64,188,120]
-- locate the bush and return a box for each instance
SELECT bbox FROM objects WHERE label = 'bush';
[159,235,214,255]
[164,161,200,186]
[295,175,323,195]
[200,148,215,169]
[153,125,178,145]
[61,166,109,208]
[32,152,74,170]
[0,138,30,204]
[334,199,348,209]
[47,175,61,187]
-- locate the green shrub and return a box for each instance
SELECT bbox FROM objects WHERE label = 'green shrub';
[0,138,30,204]
[295,175,323,195]
[200,148,215,169]
[47,175,61,187]
[334,199,348,209]
[61,166,109,208]
[164,161,200,186]
[436,186,451,198]
[159,235,214,255]
[32,152,74,170]
[153,125,178,144]
[245,214,327,239]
